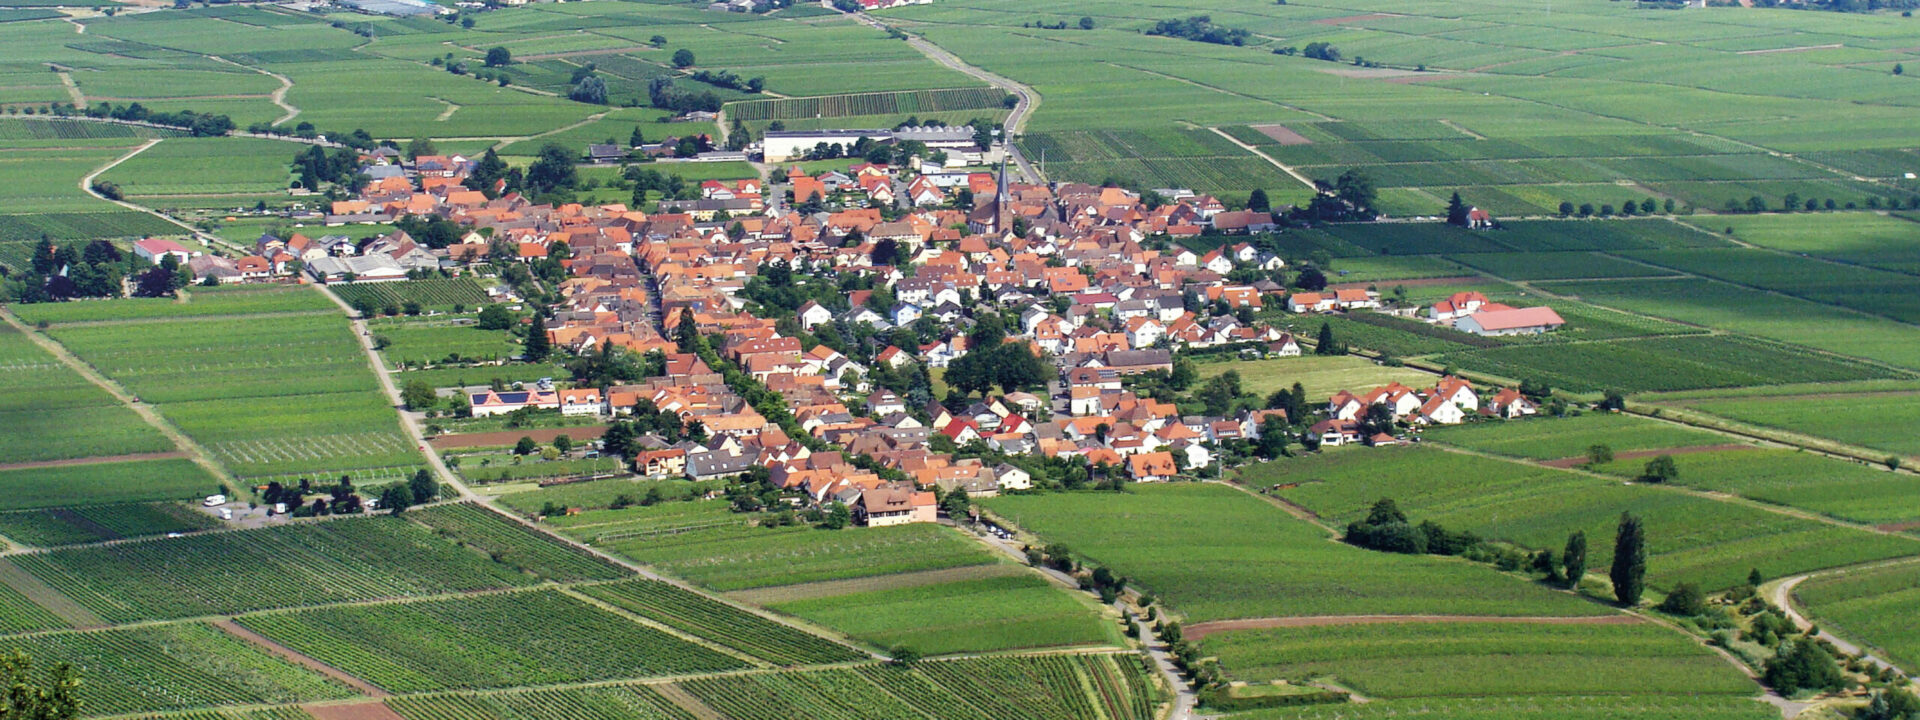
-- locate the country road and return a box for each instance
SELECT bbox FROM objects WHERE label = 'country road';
[844,9,1045,183]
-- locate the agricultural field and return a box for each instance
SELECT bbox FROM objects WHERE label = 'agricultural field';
[576,578,868,665]
[1421,413,1734,461]
[764,572,1121,655]
[0,622,357,716]
[1193,353,1435,401]
[596,516,1000,591]
[369,315,521,369]
[1793,560,1920,672]
[1232,695,1777,720]
[0,459,219,512]
[986,484,1604,622]
[679,654,1155,720]
[1697,213,1920,274]
[728,87,1012,122]
[1433,334,1897,394]
[37,294,420,478]
[1205,620,1752,698]
[0,502,221,548]
[1653,390,1920,458]
[1270,447,1920,590]
[11,285,334,325]
[0,323,173,465]
[1587,449,1920,527]
[330,278,493,313]
[405,502,628,582]
[96,137,295,198]
[236,589,744,693]
[10,515,543,623]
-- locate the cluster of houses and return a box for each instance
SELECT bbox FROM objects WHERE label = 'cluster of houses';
[1313,376,1539,446]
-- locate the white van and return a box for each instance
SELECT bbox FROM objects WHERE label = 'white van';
[203,494,227,507]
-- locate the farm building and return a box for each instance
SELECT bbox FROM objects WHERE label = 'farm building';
[468,389,560,417]
[855,484,936,526]
[1455,306,1566,336]
[761,130,894,163]
[133,237,198,265]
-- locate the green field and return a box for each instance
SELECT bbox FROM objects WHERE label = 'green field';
[11,285,334,325]
[1657,390,1920,458]
[0,324,173,465]
[237,589,744,693]
[986,484,1603,623]
[1269,447,1920,590]
[680,654,1156,720]
[1433,334,1896,394]
[577,578,868,666]
[598,519,1000,592]
[1194,354,1436,401]
[0,622,356,716]
[0,459,219,512]
[1421,413,1734,460]
[1587,449,1920,526]
[384,683,695,720]
[331,278,492,313]
[766,573,1119,656]
[1230,695,1776,720]
[1206,620,1752,698]
[0,502,221,547]
[404,503,628,582]
[1793,560,1920,672]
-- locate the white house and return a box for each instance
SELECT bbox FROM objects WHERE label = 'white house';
[133,237,197,265]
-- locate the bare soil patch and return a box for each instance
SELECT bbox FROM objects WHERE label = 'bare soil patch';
[1185,614,1638,640]
[1250,124,1312,146]
[304,702,407,720]
[428,426,609,449]
[1539,443,1756,469]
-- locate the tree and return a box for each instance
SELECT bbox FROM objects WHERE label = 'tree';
[888,646,921,666]
[1640,455,1677,483]
[523,322,551,362]
[1562,531,1587,588]
[1763,639,1845,696]
[1611,512,1646,606]
[1079,16,1094,29]
[132,265,177,298]
[553,434,573,454]
[514,436,539,456]
[822,501,851,529]
[379,485,413,515]
[0,651,82,720]
[1585,444,1613,466]
[1293,266,1327,291]
[1446,191,1469,226]
[1859,687,1920,720]
[1749,568,1764,587]
[476,304,513,330]
[569,75,607,105]
[1657,582,1706,616]
[1247,188,1270,212]
[672,49,696,68]
[400,379,437,410]
[1314,321,1343,356]
[408,468,437,505]
[485,46,512,67]
[940,487,970,519]
[1896,63,1905,76]
[1558,201,1575,216]
[650,34,668,46]
[1333,168,1377,214]
[525,143,578,195]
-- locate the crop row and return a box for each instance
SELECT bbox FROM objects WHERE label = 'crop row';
[330,278,491,311]
[0,458,217,513]
[1436,334,1894,394]
[386,684,696,720]
[1240,695,1776,720]
[0,211,181,243]
[0,576,67,635]
[0,622,353,716]
[0,502,221,548]
[13,515,537,623]
[727,87,1007,121]
[577,578,866,666]
[237,590,745,693]
[407,503,628,583]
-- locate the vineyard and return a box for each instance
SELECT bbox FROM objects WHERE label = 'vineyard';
[10,286,333,325]
[236,590,746,693]
[726,88,1008,122]
[330,278,493,312]
[407,503,629,583]
[0,212,182,243]
[0,622,355,716]
[0,459,218,512]
[0,118,182,141]
[1434,335,1895,394]
[387,684,697,720]
[577,578,868,666]
[1586,449,1920,527]
[599,520,998,591]
[1421,413,1728,461]
[12,516,538,623]
[0,502,222,547]
[677,654,1154,720]
[1235,695,1777,720]
[766,573,1119,655]
[0,575,67,634]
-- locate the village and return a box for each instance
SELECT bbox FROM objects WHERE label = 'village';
[132,132,1566,528]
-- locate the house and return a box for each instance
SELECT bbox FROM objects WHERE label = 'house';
[558,388,605,416]
[468,389,560,417]
[856,484,937,526]
[638,448,687,478]
[1288,293,1334,313]
[1127,451,1178,482]
[1429,291,1490,322]
[796,300,834,330]
[1467,207,1493,229]
[1487,388,1539,418]
[1456,306,1566,336]
[586,144,625,163]
[133,237,197,265]
[1415,394,1465,425]
[991,463,1032,491]
[1269,333,1301,357]
[1310,418,1362,446]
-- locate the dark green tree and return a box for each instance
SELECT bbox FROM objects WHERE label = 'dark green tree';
[514,436,539,456]
[1314,321,1343,356]
[408,469,437,505]
[672,49,696,68]
[379,485,413,515]
[1446,191,1469,226]
[1247,188,1270,212]
[524,143,578,195]
[1762,639,1845,696]
[1640,455,1678,483]
[400,379,437,410]
[476,304,513,330]
[485,47,511,67]
[1562,530,1587,588]
[0,651,82,720]
[1611,512,1646,606]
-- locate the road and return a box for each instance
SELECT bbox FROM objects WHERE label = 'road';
[1768,568,1914,681]
[316,286,473,502]
[844,10,1045,184]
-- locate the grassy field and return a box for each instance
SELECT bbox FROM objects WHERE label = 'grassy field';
[1432,334,1897,394]
[765,573,1120,655]
[986,484,1603,623]
[237,589,744,693]
[11,285,334,325]
[0,459,219,512]
[677,654,1156,720]
[597,515,1000,592]
[1194,354,1435,401]
[1269,447,1920,590]
[331,278,492,313]
[1793,560,1920,672]
[1205,620,1752,698]
[0,622,356,715]
[1229,695,1776,720]
[576,578,868,666]
[1421,413,1734,460]
[1654,390,1920,458]
[0,324,173,465]
[1587,449,1920,527]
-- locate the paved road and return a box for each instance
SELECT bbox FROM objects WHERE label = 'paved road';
[844,10,1044,183]
[316,286,473,502]
[1770,571,1913,679]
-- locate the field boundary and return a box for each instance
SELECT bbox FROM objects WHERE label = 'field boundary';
[724,562,1028,605]
[0,451,188,472]
[0,557,103,628]
[214,617,389,697]
[1184,614,1639,640]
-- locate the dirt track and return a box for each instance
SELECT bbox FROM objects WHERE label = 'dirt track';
[304,702,407,720]
[0,451,187,472]
[1184,614,1639,640]
[1538,443,1755,469]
